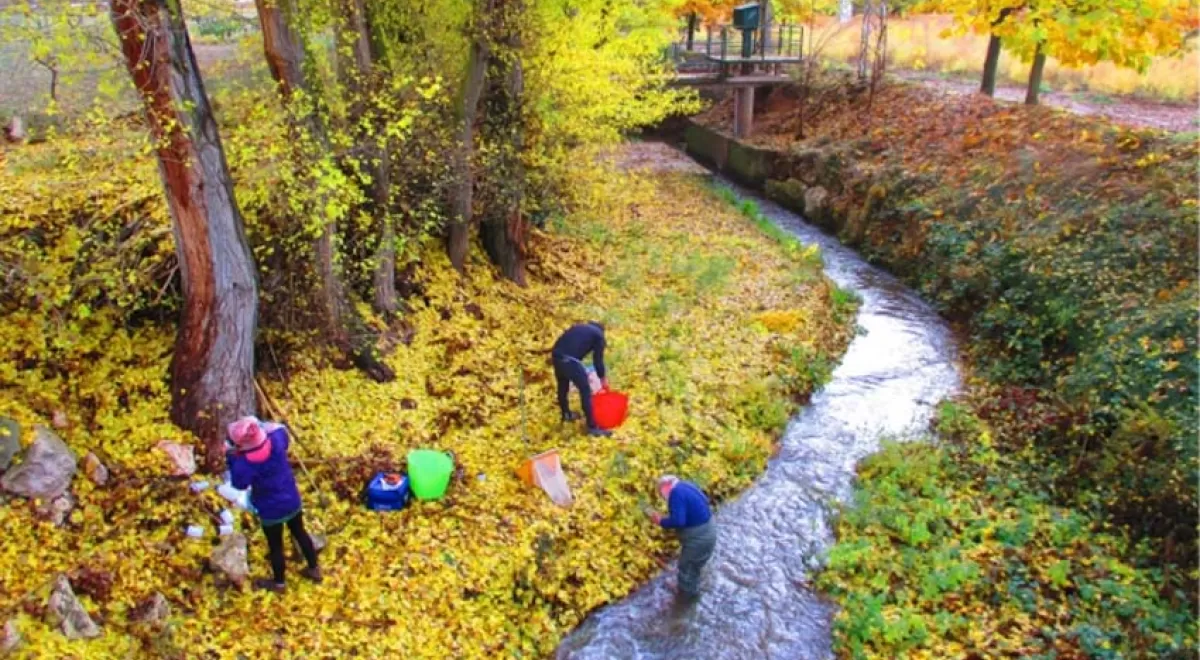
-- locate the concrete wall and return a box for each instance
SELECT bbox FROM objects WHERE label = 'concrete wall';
[683,121,778,188]
[684,118,854,238]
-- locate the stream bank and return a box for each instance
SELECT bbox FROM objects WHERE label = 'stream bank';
[556,142,961,659]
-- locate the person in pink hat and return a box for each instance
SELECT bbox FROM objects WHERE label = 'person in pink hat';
[226,415,322,593]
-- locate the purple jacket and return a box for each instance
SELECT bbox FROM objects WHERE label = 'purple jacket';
[227,424,302,523]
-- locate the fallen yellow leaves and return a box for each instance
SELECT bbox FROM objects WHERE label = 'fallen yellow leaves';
[0,153,853,657]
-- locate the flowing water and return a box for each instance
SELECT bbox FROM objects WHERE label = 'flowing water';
[556,144,962,660]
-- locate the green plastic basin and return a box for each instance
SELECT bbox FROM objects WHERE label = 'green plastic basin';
[407,449,453,501]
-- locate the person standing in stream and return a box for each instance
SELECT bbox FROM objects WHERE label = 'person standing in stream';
[227,416,322,593]
[551,321,612,437]
[649,475,717,601]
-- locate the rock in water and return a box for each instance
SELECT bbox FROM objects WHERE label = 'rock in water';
[210,533,250,587]
[128,592,170,627]
[1,619,20,654]
[45,575,101,640]
[0,418,19,471]
[83,452,109,486]
[804,185,830,224]
[1,426,77,499]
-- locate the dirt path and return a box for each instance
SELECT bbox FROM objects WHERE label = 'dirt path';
[894,70,1198,133]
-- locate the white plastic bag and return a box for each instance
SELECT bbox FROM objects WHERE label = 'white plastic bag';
[217,483,255,513]
[533,456,574,508]
[567,365,603,396]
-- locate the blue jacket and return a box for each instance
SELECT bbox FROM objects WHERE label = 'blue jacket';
[227,425,302,523]
[552,323,607,380]
[659,481,712,529]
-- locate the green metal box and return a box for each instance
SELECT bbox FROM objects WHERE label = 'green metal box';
[732,3,760,30]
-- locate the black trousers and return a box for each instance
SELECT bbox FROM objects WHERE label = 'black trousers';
[553,354,595,428]
[261,511,318,584]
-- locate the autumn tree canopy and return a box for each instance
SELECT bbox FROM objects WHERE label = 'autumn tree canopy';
[930,0,1198,100]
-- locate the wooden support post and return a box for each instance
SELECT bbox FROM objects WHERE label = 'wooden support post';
[734,86,754,138]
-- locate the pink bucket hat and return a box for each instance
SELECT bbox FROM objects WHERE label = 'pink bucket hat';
[228,416,267,453]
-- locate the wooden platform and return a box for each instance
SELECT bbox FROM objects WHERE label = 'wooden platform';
[670,73,794,88]
[703,54,802,65]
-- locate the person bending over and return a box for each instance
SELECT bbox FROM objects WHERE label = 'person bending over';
[551,321,612,437]
[649,475,717,601]
[227,416,323,593]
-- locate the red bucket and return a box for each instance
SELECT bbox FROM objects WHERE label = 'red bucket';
[592,390,629,430]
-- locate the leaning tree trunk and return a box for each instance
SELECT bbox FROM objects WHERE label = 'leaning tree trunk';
[447,0,495,273]
[255,0,395,381]
[1025,43,1046,105]
[111,0,259,473]
[480,27,528,285]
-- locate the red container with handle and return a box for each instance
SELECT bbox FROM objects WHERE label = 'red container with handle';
[591,389,629,430]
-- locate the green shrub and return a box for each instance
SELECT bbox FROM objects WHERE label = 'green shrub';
[819,433,1198,660]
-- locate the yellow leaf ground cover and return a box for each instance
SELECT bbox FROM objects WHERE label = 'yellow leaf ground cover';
[0,145,854,657]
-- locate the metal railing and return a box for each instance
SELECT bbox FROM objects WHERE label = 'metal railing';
[671,22,804,63]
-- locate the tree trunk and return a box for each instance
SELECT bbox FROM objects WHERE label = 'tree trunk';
[371,148,398,314]
[980,35,1002,96]
[255,0,304,93]
[110,0,259,473]
[480,38,528,285]
[254,0,395,382]
[448,0,494,274]
[686,12,696,51]
[980,9,1014,97]
[1025,44,1046,105]
[856,0,873,80]
[341,0,397,316]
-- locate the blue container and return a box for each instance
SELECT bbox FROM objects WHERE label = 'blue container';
[365,473,409,511]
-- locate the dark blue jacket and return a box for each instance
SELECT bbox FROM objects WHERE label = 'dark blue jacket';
[552,323,606,380]
[659,481,712,529]
[228,426,302,523]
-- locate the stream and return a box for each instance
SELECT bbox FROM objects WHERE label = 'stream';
[556,144,962,659]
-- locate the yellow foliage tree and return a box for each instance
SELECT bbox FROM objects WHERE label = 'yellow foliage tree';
[930,0,1198,103]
